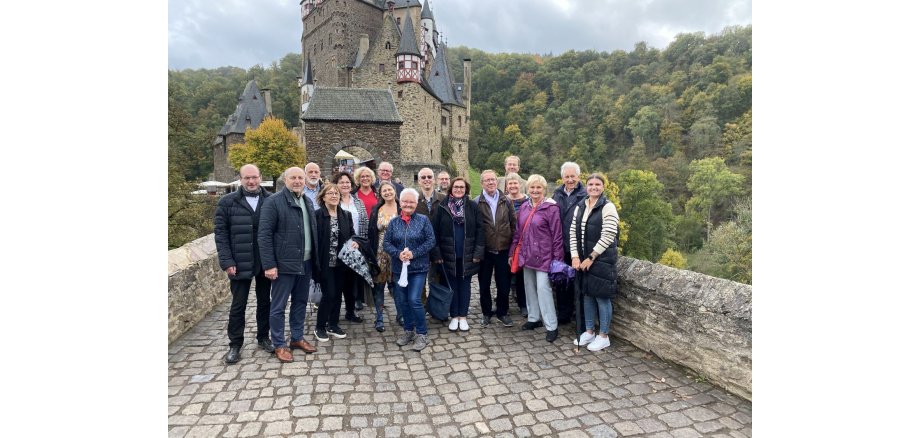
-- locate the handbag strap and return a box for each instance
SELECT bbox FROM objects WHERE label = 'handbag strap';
[513,200,541,253]
[439,263,453,293]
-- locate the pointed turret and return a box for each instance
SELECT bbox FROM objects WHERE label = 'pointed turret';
[395,12,422,83]
[420,0,436,62]
[301,57,315,113]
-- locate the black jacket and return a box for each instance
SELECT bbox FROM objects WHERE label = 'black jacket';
[214,186,271,279]
[314,206,355,282]
[572,196,619,299]
[257,187,320,277]
[430,197,485,278]
[552,182,587,261]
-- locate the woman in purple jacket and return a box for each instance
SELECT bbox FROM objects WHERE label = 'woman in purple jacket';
[508,174,565,342]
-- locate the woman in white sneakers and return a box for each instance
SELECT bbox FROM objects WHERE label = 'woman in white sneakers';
[570,173,620,352]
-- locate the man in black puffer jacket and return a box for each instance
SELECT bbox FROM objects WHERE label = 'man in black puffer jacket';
[215,164,274,364]
[552,162,587,329]
[258,167,321,363]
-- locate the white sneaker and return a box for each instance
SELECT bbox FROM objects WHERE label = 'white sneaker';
[458,318,470,331]
[577,331,596,346]
[587,335,611,352]
[448,317,459,331]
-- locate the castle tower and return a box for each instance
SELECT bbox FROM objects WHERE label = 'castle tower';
[300,56,314,113]
[420,0,436,67]
[395,12,422,84]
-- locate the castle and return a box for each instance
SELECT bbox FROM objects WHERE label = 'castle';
[298,0,471,185]
[212,0,470,185]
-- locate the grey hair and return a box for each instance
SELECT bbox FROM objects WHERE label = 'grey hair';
[560,162,581,177]
[418,167,433,178]
[400,187,420,202]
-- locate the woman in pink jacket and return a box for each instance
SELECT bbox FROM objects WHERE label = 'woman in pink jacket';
[508,174,565,342]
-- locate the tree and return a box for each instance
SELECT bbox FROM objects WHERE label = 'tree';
[686,157,744,237]
[228,117,304,181]
[168,166,217,249]
[658,248,687,269]
[696,198,751,284]
[616,170,674,261]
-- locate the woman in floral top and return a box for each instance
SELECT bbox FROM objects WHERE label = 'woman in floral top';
[368,181,399,332]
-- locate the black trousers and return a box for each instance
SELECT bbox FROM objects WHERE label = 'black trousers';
[479,249,511,317]
[514,270,527,310]
[227,272,271,347]
[317,264,354,330]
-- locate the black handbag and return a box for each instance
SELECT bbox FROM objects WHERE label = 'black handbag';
[425,264,453,321]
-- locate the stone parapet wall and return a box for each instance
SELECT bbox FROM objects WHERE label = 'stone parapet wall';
[168,234,229,344]
[613,257,752,400]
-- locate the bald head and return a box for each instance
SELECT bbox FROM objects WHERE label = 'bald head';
[239,164,262,192]
[304,162,321,188]
[284,167,306,195]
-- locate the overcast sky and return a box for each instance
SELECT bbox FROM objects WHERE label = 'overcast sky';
[168,0,751,70]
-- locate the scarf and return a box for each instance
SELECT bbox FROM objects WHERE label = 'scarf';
[401,212,412,225]
[243,188,260,197]
[448,196,465,225]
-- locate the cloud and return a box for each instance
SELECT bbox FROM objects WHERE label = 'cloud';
[168,0,751,70]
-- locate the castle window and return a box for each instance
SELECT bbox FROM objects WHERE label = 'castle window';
[458,115,462,127]
[379,63,385,72]
[386,42,391,50]
[411,61,418,69]
[441,116,446,126]
[398,90,403,99]
[431,149,433,159]
[435,71,439,76]
[396,17,401,27]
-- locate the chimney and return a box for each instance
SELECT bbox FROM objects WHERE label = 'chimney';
[463,58,471,117]
[261,88,273,116]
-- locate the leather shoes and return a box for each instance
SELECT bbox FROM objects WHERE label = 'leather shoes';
[223,346,241,364]
[274,347,294,363]
[546,329,558,342]
[289,339,317,354]
[257,338,273,353]
[521,320,543,331]
[345,313,364,323]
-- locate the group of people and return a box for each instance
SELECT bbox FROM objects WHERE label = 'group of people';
[214,156,620,364]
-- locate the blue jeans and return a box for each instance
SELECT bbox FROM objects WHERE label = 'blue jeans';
[373,281,394,325]
[394,272,427,335]
[269,261,311,348]
[447,273,473,317]
[583,296,612,334]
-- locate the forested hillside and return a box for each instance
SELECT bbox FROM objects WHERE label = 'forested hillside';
[168,25,752,283]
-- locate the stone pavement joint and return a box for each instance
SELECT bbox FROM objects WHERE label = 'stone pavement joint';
[169,276,752,436]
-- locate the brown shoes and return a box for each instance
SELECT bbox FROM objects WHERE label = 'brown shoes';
[274,347,294,363]
[289,339,317,354]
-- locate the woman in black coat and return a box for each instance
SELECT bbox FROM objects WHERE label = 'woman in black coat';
[313,183,358,342]
[431,177,485,332]
[569,173,620,352]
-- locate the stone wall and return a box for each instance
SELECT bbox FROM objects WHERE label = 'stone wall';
[394,82,443,182]
[303,121,401,177]
[212,133,245,182]
[168,234,229,344]
[613,257,752,400]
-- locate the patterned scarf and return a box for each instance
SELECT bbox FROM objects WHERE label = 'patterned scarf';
[448,196,465,225]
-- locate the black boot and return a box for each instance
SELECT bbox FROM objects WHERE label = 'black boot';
[223,346,241,364]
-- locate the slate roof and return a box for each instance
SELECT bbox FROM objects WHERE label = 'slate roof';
[426,44,464,107]
[301,87,403,123]
[218,80,269,135]
[420,0,433,19]
[393,0,421,8]
[303,57,313,85]
[396,13,421,57]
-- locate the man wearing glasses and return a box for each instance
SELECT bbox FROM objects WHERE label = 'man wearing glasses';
[415,167,445,219]
[373,161,404,200]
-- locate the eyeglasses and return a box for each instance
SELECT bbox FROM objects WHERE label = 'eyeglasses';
[379,169,392,173]
[420,175,432,179]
